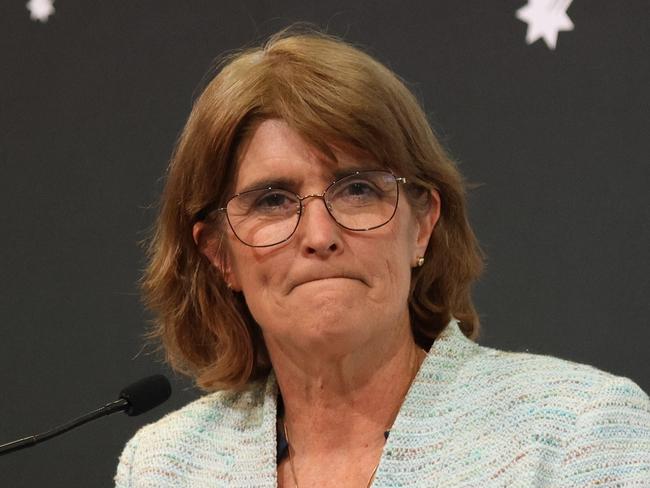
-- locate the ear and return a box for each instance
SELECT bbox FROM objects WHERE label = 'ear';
[413,189,441,263]
[192,221,242,291]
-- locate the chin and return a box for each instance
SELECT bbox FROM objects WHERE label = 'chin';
[298,322,372,355]
[294,293,360,323]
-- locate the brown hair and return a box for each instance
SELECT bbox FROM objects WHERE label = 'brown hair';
[143,26,484,391]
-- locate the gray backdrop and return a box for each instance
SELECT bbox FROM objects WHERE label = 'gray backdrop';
[1,1,648,486]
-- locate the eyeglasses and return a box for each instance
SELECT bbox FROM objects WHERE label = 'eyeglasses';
[197,170,407,248]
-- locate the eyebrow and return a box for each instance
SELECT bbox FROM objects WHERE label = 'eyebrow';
[235,164,385,195]
[236,177,299,195]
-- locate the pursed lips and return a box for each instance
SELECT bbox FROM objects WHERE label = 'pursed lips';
[287,272,366,293]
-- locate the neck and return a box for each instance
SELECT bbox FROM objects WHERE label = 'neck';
[267,319,426,455]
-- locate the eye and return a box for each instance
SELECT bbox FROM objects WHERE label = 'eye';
[333,178,381,202]
[345,181,375,196]
[256,192,289,208]
[251,190,298,215]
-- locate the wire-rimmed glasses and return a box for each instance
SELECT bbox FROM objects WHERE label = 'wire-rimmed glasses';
[196,170,407,248]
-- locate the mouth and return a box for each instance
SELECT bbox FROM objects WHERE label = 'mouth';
[288,273,366,293]
[301,277,354,286]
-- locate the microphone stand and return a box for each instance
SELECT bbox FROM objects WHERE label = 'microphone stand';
[0,398,128,456]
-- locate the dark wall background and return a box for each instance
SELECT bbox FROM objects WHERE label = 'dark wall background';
[1,1,648,486]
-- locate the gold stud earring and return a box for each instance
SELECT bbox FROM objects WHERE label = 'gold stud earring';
[416,256,425,267]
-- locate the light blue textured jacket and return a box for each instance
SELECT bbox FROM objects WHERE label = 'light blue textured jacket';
[115,320,650,487]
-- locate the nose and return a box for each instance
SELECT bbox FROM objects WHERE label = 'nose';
[296,195,342,257]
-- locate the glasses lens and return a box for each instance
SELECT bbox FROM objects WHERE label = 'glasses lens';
[226,188,300,247]
[327,171,398,230]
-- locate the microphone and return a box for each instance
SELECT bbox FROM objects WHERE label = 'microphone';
[118,375,172,416]
[0,374,171,456]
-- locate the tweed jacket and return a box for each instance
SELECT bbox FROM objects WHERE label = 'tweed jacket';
[115,320,650,487]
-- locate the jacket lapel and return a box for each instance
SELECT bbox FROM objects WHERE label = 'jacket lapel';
[227,374,279,487]
[372,320,482,487]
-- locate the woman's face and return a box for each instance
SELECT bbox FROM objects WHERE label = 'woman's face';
[196,119,438,357]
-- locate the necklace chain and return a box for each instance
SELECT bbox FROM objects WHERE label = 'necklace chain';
[282,421,383,488]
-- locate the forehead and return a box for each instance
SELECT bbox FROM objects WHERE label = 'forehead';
[233,119,379,192]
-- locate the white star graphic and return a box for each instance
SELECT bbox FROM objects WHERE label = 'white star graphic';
[516,0,574,50]
[26,0,55,23]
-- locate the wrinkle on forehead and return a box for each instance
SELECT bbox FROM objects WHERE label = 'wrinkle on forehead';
[233,119,381,191]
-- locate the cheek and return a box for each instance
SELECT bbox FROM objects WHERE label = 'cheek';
[364,230,413,299]
[230,253,282,329]
[387,243,413,293]
[229,242,291,296]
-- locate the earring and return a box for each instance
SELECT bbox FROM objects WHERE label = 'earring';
[416,256,425,267]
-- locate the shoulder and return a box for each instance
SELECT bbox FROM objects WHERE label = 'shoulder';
[131,377,267,444]
[411,322,650,483]
[468,341,648,407]
[114,377,274,487]
[469,347,650,482]
[447,326,649,477]
[431,320,649,407]
[421,319,650,448]
[448,334,650,425]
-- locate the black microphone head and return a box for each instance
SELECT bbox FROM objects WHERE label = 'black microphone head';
[119,375,172,416]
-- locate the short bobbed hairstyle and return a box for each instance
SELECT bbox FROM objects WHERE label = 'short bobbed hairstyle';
[144,28,484,391]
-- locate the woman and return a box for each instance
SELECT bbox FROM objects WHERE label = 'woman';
[115,28,650,487]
